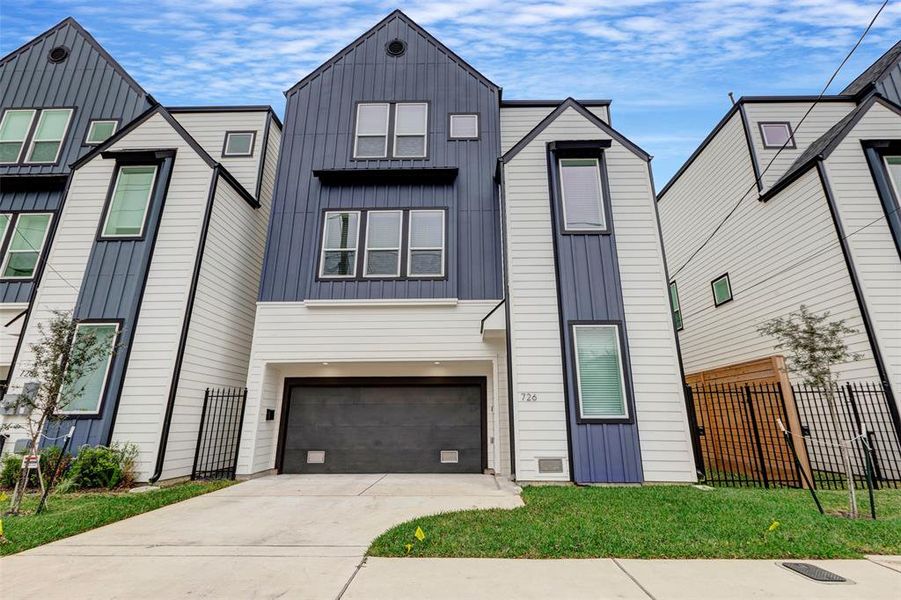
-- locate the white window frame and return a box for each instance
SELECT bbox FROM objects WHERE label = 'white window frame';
[0,213,11,248]
[0,212,53,280]
[319,210,361,278]
[449,113,479,139]
[572,323,629,421]
[25,108,73,164]
[884,155,901,201]
[222,131,256,157]
[100,165,158,239]
[58,321,119,415]
[353,103,390,159]
[558,157,607,232]
[0,109,37,164]
[363,210,403,278]
[406,209,445,278]
[759,122,795,149]
[85,120,119,145]
[392,102,428,158]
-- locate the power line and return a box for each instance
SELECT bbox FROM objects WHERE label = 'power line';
[668,0,890,281]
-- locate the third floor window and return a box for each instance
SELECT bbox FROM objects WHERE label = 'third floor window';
[0,108,74,165]
[353,102,428,159]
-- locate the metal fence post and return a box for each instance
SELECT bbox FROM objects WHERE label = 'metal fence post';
[191,388,211,480]
[744,385,770,488]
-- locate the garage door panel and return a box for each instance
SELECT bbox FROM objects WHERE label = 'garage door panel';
[280,382,484,474]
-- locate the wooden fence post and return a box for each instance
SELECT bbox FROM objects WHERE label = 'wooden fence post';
[773,356,814,488]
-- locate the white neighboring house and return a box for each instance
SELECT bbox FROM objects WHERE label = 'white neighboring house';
[657,41,901,426]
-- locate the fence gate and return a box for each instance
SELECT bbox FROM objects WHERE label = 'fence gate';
[192,387,247,480]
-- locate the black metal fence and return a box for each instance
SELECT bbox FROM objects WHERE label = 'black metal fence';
[689,381,901,490]
[192,387,247,480]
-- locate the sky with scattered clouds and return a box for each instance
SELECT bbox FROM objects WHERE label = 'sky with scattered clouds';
[4,0,899,184]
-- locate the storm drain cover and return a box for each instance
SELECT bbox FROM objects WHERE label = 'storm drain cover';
[782,562,847,583]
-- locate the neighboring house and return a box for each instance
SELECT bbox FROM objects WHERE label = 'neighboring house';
[0,18,282,482]
[657,42,901,426]
[238,11,695,484]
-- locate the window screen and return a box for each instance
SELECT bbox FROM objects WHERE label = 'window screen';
[320,211,360,277]
[102,165,157,238]
[394,103,428,157]
[364,211,402,277]
[408,210,444,276]
[559,158,606,231]
[354,103,390,158]
[450,114,478,139]
[573,324,628,419]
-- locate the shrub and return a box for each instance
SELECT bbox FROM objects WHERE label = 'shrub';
[67,446,123,490]
[39,445,72,484]
[113,443,139,488]
[1,454,21,489]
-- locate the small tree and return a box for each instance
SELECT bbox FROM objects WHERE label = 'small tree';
[3,311,111,513]
[758,305,862,517]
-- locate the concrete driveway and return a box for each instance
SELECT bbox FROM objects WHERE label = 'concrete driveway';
[1,474,523,600]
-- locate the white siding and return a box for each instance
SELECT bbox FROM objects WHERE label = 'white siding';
[237,301,509,476]
[658,115,878,385]
[743,101,855,191]
[0,304,27,377]
[503,106,694,482]
[172,110,268,193]
[823,101,901,404]
[500,104,609,153]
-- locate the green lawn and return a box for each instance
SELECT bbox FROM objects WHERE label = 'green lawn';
[0,480,233,556]
[369,485,901,559]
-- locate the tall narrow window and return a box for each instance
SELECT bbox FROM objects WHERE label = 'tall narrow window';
[320,211,360,277]
[394,103,428,157]
[354,103,389,158]
[885,156,901,200]
[572,324,629,420]
[59,322,119,414]
[101,165,157,238]
[669,282,683,330]
[0,213,10,247]
[26,108,73,163]
[711,273,732,306]
[364,210,402,277]
[0,109,36,164]
[559,158,606,232]
[85,120,118,145]
[407,210,444,277]
[0,213,52,279]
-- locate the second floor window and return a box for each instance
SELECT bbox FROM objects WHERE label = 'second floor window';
[886,156,901,200]
[354,102,428,159]
[26,108,74,163]
[101,165,157,238]
[559,157,607,232]
[0,212,53,279]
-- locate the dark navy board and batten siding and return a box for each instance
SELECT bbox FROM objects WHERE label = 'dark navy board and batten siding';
[547,147,643,484]
[44,157,174,449]
[259,14,502,302]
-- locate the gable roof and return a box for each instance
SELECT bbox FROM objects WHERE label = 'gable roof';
[285,10,499,96]
[1,16,149,100]
[761,94,901,201]
[501,98,651,163]
[842,40,901,97]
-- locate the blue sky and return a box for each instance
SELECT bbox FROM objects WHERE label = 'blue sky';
[3,1,899,185]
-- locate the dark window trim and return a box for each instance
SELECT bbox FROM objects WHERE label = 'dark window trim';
[95,153,173,243]
[568,320,634,425]
[350,100,431,161]
[711,272,733,307]
[221,130,257,158]
[0,211,55,282]
[448,112,480,140]
[758,121,796,149]
[275,376,488,474]
[314,207,448,282]
[56,318,123,419]
[861,140,901,261]
[21,106,78,167]
[548,141,614,235]
[669,281,684,331]
[83,118,122,146]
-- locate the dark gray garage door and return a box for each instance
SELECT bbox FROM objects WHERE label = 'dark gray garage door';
[279,379,485,474]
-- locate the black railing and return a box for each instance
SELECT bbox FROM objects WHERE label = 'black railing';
[689,380,900,490]
[192,387,247,480]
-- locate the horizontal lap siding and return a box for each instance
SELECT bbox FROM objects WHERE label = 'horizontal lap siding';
[500,106,609,153]
[823,102,901,404]
[0,306,27,373]
[237,301,507,475]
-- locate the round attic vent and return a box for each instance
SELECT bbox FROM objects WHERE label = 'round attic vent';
[48,46,70,63]
[386,39,406,57]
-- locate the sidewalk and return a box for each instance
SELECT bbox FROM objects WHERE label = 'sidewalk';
[341,556,901,599]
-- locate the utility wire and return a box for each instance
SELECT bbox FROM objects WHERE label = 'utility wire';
[668,0,890,281]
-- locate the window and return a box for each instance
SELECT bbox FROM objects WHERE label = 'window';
[364,211,402,277]
[885,156,901,200]
[711,273,732,306]
[0,213,53,279]
[222,131,255,157]
[393,103,428,157]
[408,210,444,277]
[572,323,629,420]
[669,282,683,330]
[319,211,360,278]
[85,120,118,145]
[449,113,479,139]
[559,158,606,231]
[59,322,118,414]
[759,122,795,149]
[0,214,10,247]
[26,108,73,163]
[354,103,390,158]
[101,165,157,238]
[0,110,37,163]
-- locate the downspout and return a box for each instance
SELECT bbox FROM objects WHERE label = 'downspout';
[496,158,517,478]
[148,167,220,483]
